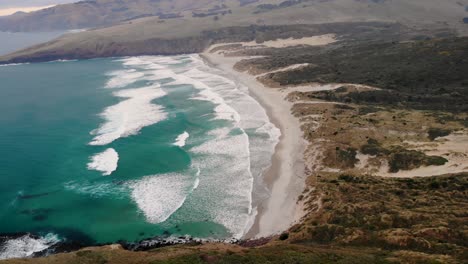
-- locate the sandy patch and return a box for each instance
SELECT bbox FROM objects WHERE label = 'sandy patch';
[256,63,310,77]
[371,130,468,178]
[209,34,336,53]
[241,34,337,48]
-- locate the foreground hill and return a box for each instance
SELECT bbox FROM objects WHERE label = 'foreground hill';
[1,0,468,63]
[3,173,466,263]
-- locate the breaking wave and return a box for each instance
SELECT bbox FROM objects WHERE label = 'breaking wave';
[129,172,199,224]
[89,85,167,146]
[0,233,60,260]
[105,69,145,88]
[87,148,119,176]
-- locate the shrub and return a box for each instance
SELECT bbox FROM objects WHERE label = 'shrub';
[337,148,358,168]
[279,232,289,240]
[427,128,451,140]
[425,156,448,166]
[338,174,355,182]
[361,139,387,156]
[388,146,448,172]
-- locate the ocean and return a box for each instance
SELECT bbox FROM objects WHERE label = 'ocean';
[0,55,279,259]
[0,31,65,56]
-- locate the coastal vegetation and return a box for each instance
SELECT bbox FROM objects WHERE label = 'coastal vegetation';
[360,140,448,173]
[292,172,468,263]
[0,22,424,64]
[242,37,468,112]
[216,31,467,262]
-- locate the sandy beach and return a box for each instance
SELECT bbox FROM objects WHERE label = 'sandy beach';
[201,35,340,238]
[201,51,307,238]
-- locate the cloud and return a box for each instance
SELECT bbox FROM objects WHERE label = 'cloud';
[0,0,76,8]
[0,5,56,16]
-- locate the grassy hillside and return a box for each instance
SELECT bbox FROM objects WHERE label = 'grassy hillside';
[1,0,467,63]
[0,0,230,32]
[0,22,405,63]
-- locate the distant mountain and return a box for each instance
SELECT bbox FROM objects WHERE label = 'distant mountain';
[0,0,230,32]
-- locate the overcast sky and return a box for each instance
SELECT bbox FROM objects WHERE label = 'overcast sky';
[0,0,76,8]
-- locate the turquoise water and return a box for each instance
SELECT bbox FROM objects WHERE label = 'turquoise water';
[0,56,279,257]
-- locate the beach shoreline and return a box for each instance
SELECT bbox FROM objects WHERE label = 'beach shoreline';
[200,50,307,239]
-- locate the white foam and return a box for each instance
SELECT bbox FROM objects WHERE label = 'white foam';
[87,148,119,176]
[184,55,281,238]
[0,233,59,260]
[190,127,254,238]
[46,59,78,63]
[89,86,167,146]
[116,56,242,124]
[105,69,145,88]
[193,178,200,190]
[150,68,241,122]
[129,173,195,223]
[120,57,153,66]
[256,122,281,142]
[140,56,187,65]
[0,63,29,67]
[67,28,88,33]
[173,131,189,147]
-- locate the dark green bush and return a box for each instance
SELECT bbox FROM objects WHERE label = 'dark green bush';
[279,232,289,240]
[387,147,447,173]
[337,148,358,168]
[427,128,452,140]
[360,138,388,156]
